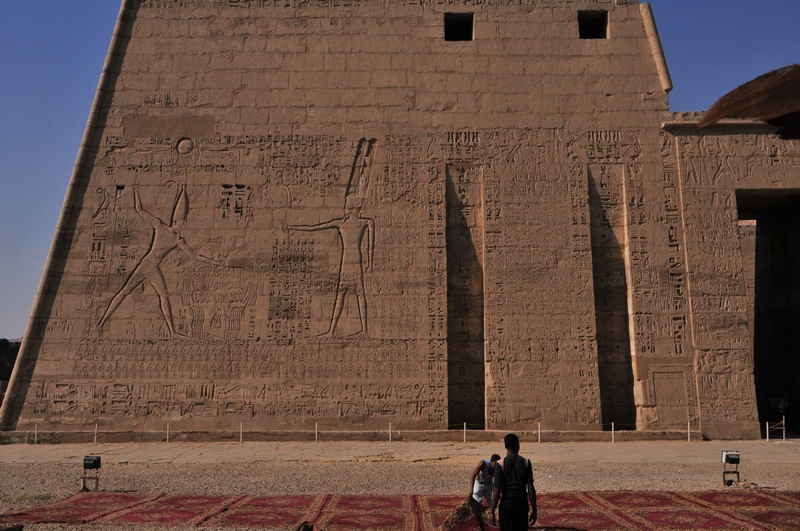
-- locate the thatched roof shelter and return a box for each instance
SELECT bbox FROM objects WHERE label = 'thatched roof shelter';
[699,64,800,139]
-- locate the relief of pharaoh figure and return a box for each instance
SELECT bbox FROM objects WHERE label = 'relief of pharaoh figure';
[97,184,217,336]
[289,138,376,338]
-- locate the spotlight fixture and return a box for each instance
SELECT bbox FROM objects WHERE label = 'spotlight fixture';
[82,455,101,491]
[721,451,740,486]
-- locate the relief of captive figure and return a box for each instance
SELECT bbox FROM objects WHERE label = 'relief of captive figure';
[98,184,218,336]
[289,138,377,338]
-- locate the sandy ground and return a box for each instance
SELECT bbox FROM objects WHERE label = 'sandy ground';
[1,439,798,530]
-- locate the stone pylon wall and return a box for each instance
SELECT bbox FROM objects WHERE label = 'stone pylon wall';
[2,0,794,438]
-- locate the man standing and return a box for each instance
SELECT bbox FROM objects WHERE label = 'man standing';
[469,453,501,506]
[490,433,537,530]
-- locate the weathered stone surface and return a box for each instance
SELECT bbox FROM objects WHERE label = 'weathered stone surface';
[2,0,798,439]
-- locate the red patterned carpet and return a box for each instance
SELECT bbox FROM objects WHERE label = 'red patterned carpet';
[1,490,799,530]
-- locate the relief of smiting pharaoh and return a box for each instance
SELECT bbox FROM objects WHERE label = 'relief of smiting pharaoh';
[289,138,377,338]
[97,184,218,336]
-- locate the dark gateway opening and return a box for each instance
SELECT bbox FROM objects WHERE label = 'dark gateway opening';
[737,190,800,434]
[0,340,21,410]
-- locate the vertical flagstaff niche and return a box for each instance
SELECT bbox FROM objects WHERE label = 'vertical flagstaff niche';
[588,164,636,429]
[446,163,485,429]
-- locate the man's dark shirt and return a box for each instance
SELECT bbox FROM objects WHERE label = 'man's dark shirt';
[494,454,533,500]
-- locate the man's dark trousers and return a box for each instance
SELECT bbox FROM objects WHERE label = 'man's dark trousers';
[499,496,528,530]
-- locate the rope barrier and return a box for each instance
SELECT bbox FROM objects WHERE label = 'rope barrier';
[17,421,730,445]
[765,417,786,442]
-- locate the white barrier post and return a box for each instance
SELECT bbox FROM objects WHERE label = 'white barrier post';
[167,423,170,443]
[766,422,770,442]
[463,422,467,443]
[612,422,615,443]
[538,422,541,444]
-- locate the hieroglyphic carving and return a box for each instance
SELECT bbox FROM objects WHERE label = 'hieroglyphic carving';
[86,188,112,297]
[217,184,253,227]
[738,220,757,350]
[480,137,602,430]
[24,336,446,424]
[266,237,313,343]
[19,120,775,436]
[98,185,219,336]
[425,167,447,342]
[626,132,699,430]
[660,137,690,358]
[578,131,642,163]
[288,139,376,338]
[672,127,784,436]
[649,370,690,427]
[676,130,800,188]
[182,264,257,340]
[26,124,777,436]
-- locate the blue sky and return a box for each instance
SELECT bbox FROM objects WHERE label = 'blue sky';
[0,1,798,338]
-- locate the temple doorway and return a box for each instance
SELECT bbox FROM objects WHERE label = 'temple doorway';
[738,190,800,434]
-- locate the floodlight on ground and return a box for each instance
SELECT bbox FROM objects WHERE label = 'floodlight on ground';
[81,455,101,491]
[721,451,740,486]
